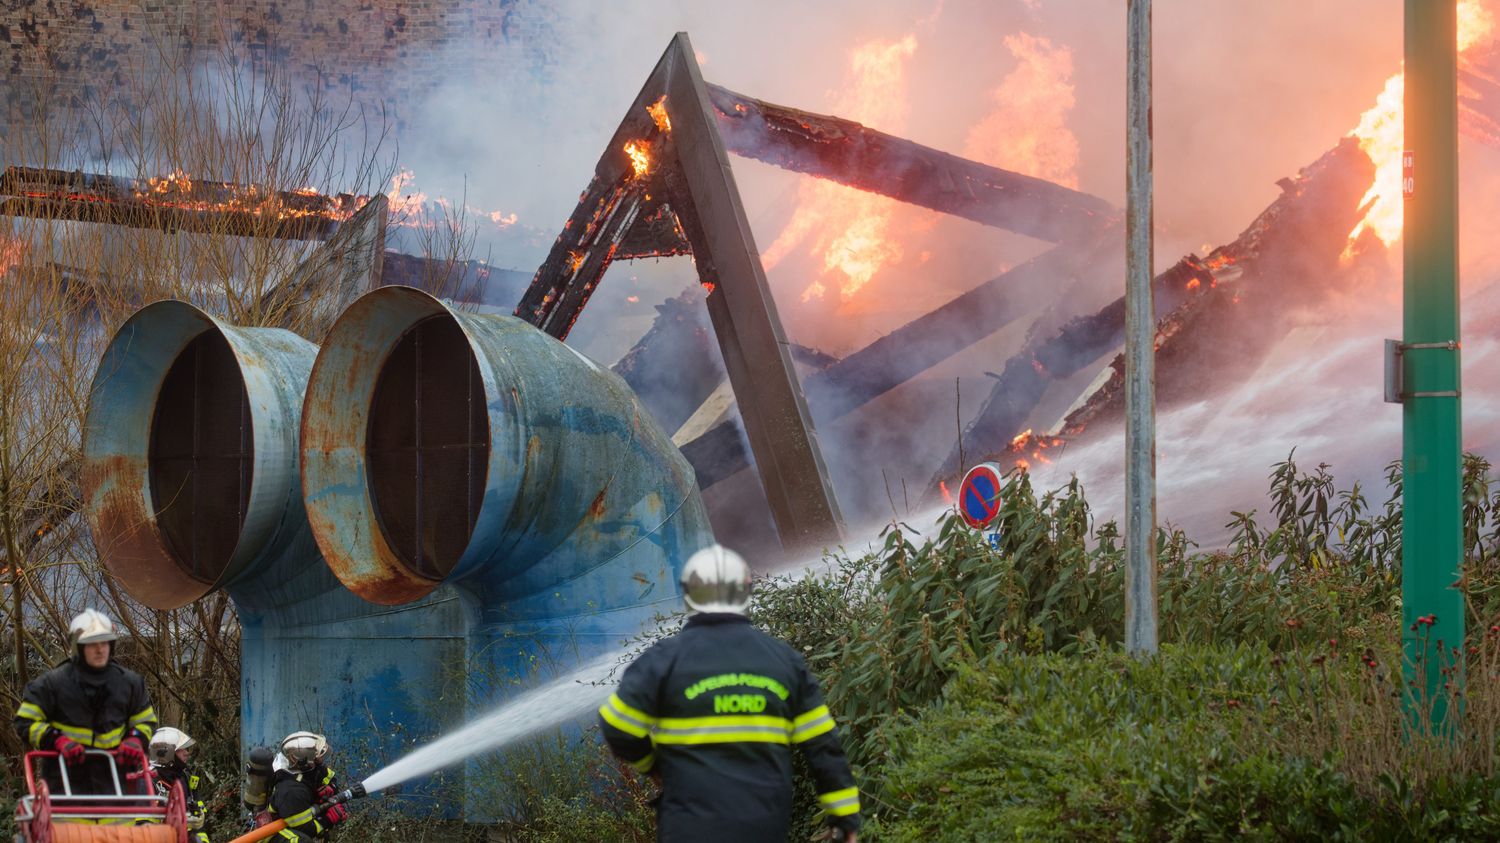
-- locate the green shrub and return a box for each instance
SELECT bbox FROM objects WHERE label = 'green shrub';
[869,647,1500,842]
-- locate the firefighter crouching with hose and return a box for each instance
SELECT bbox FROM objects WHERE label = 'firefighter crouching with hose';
[253,732,347,841]
[599,545,863,843]
[150,726,212,842]
[226,733,367,843]
[13,609,158,806]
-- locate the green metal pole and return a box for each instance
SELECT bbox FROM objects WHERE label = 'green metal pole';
[1403,0,1464,727]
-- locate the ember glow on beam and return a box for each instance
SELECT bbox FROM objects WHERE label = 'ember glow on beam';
[0,166,362,240]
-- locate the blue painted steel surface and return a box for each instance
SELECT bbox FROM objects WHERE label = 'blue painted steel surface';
[83,293,714,820]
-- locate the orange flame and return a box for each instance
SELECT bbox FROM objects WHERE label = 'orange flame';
[625,141,651,179]
[1346,0,1494,254]
[386,168,520,233]
[0,235,25,276]
[1008,429,1064,470]
[763,34,918,302]
[939,480,954,504]
[964,33,1080,189]
[648,96,672,133]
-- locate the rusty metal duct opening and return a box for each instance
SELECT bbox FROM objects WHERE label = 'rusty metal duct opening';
[301,283,714,634]
[366,315,488,581]
[82,301,315,609]
[148,330,253,585]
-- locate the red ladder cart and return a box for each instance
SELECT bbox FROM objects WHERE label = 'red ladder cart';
[13,749,188,843]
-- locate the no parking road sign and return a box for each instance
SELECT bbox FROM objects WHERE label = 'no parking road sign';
[958,462,1004,530]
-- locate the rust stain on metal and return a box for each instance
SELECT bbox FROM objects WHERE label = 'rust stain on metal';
[82,453,208,609]
[304,498,439,605]
[588,482,611,519]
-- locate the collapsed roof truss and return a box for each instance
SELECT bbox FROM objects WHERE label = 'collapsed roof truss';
[515,32,1120,549]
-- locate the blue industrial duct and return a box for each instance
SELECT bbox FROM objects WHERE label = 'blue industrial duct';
[299,284,713,694]
[81,291,712,819]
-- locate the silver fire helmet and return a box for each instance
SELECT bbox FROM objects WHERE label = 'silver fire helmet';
[69,608,121,648]
[680,545,752,614]
[281,731,329,772]
[149,727,195,766]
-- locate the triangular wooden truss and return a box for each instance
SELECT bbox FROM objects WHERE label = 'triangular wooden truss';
[516,33,1116,550]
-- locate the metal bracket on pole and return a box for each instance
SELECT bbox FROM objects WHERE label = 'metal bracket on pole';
[1384,339,1461,403]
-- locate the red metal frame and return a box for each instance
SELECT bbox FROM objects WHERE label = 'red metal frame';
[15,749,186,840]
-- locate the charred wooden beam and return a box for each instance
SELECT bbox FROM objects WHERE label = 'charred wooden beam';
[515,33,846,550]
[675,235,1120,490]
[0,166,355,240]
[707,84,1118,243]
[660,34,846,545]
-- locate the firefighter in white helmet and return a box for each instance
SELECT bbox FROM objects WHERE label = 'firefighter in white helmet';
[263,731,346,840]
[150,726,210,842]
[599,545,862,842]
[13,609,157,799]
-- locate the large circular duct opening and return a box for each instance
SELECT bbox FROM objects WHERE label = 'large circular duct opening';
[148,330,253,583]
[366,314,489,580]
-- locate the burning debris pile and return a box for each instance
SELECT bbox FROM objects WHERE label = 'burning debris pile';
[946,138,1376,482]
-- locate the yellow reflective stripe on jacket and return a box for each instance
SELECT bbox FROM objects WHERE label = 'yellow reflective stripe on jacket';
[791,705,836,743]
[654,714,793,745]
[52,722,126,748]
[321,766,337,787]
[129,707,156,740]
[15,702,47,747]
[283,807,318,828]
[819,786,861,817]
[629,752,656,773]
[600,693,657,739]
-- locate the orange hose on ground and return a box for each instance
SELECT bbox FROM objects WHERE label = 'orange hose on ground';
[51,825,178,842]
[223,819,289,843]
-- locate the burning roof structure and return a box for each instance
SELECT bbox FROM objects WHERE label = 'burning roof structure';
[516,33,1123,552]
[523,26,1500,554]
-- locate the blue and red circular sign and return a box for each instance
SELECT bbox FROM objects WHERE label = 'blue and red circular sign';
[958,462,1004,529]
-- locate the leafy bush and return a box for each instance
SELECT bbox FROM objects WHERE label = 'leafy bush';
[870,647,1500,842]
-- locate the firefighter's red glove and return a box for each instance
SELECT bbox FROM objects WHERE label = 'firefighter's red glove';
[322,803,348,826]
[117,737,147,770]
[317,783,337,801]
[53,735,85,766]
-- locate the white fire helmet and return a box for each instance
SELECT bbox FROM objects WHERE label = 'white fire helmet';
[280,731,329,772]
[680,545,752,615]
[149,727,195,766]
[69,609,121,648]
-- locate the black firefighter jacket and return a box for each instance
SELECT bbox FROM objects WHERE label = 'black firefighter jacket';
[599,613,862,842]
[13,657,157,794]
[268,761,339,841]
[154,761,212,843]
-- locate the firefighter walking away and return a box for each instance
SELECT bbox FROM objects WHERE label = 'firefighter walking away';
[600,545,862,842]
[13,608,158,801]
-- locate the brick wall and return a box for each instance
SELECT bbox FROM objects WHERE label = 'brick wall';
[2,0,550,131]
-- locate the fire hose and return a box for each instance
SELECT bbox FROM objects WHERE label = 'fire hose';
[224,783,367,843]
